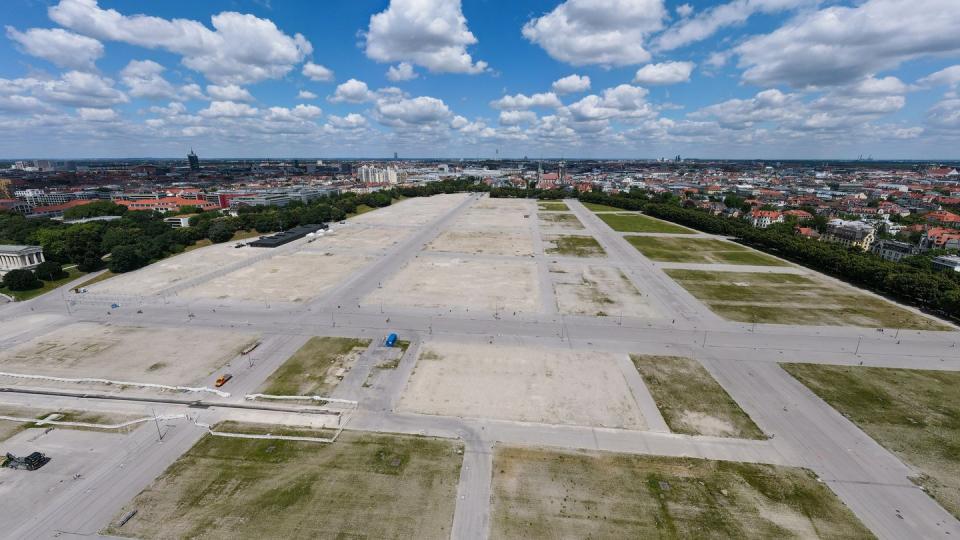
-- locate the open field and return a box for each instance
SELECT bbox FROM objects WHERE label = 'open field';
[665,269,949,330]
[783,364,960,519]
[491,446,872,539]
[550,263,656,317]
[427,229,534,256]
[598,212,695,234]
[631,355,764,438]
[627,236,787,265]
[85,241,265,297]
[399,341,647,429]
[365,257,540,313]
[537,201,568,211]
[348,193,469,227]
[0,323,256,386]
[106,430,463,540]
[582,202,626,212]
[259,337,369,396]
[0,267,85,301]
[307,225,410,253]
[538,212,585,230]
[542,234,605,257]
[181,252,371,303]
[456,199,533,229]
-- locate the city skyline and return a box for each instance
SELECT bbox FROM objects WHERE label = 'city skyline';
[2,0,960,159]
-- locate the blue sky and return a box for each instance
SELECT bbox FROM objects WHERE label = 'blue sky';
[2,0,959,159]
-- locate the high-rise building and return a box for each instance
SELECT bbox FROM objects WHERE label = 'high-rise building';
[187,148,200,171]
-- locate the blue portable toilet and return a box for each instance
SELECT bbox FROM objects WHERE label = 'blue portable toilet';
[385,333,398,347]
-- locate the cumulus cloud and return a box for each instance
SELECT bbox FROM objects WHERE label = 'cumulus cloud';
[374,95,452,127]
[386,62,418,82]
[633,61,695,85]
[551,74,591,94]
[491,92,562,110]
[179,83,205,101]
[918,65,960,89]
[199,100,258,118]
[499,110,537,125]
[120,60,177,100]
[206,84,254,102]
[365,0,487,74]
[49,0,312,85]
[734,0,960,88]
[297,90,318,100]
[564,84,655,121]
[302,62,334,82]
[6,26,103,71]
[77,107,117,121]
[927,96,960,129]
[264,104,322,121]
[522,0,667,66]
[327,113,368,129]
[329,79,376,103]
[655,0,814,52]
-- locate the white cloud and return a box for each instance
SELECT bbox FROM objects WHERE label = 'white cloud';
[365,0,487,74]
[77,107,117,121]
[327,113,368,129]
[49,0,313,85]
[374,95,452,127]
[120,60,176,100]
[206,84,254,102]
[491,92,562,110]
[693,89,800,129]
[302,62,334,82]
[655,0,813,52]
[735,0,960,88]
[564,84,655,121]
[180,83,205,101]
[633,61,695,85]
[0,94,54,113]
[499,110,537,125]
[265,104,322,121]
[451,115,469,129]
[148,102,186,116]
[6,26,103,71]
[297,90,318,100]
[918,65,960,89]
[386,62,418,82]
[199,100,258,118]
[927,96,960,129]
[848,76,909,96]
[36,71,128,107]
[522,0,667,66]
[551,74,591,94]
[329,79,376,103]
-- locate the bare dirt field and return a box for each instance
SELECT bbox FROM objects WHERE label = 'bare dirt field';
[0,323,256,386]
[427,229,534,256]
[86,241,264,296]
[491,446,871,539]
[349,193,470,227]
[258,336,370,396]
[365,257,540,313]
[538,212,585,231]
[455,201,535,229]
[181,251,371,303]
[304,225,410,254]
[542,234,605,257]
[398,341,648,429]
[550,263,657,318]
[106,430,463,540]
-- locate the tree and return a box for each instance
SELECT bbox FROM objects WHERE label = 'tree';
[62,201,127,220]
[207,221,234,243]
[108,245,147,273]
[2,269,41,291]
[33,260,67,281]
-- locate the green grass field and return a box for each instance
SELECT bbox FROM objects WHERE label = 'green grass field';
[665,269,949,330]
[538,212,585,229]
[626,236,788,265]
[783,364,960,520]
[0,267,85,301]
[492,446,872,539]
[537,201,568,211]
[631,355,764,438]
[581,202,627,212]
[543,235,606,257]
[106,430,463,539]
[259,336,370,395]
[598,212,695,234]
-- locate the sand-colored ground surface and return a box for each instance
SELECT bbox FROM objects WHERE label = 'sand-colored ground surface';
[399,342,648,429]
[303,225,409,253]
[455,204,534,229]
[350,193,469,227]
[0,323,256,385]
[538,212,585,231]
[426,229,534,256]
[181,251,371,303]
[551,263,657,318]
[86,241,264,296]
[365,257,540,313]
